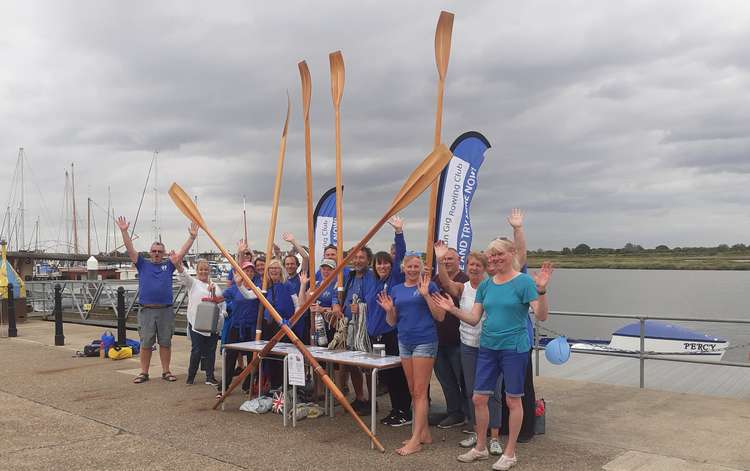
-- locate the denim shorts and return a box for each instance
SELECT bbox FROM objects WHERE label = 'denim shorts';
[398,341,438,359]
[474,347,528,397]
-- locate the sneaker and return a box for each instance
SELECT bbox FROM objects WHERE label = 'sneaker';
[438,413,467,429]
[383,410,412,427]
[186,377,195,385]
[459,432,477,448]
[492,454,517,470]
[205,377,219,386]
[489,439,503,456]
[457,447,489,463]
[380,410,397,425]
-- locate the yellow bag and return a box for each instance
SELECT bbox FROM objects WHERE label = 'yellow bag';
[108,345,133,360]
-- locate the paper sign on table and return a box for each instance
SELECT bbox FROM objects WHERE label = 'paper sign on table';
[287,353,306,386]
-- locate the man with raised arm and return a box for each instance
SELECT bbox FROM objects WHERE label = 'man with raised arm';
[116,216,198,384]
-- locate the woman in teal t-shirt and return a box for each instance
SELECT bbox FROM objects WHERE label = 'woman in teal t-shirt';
[433,238,553,470]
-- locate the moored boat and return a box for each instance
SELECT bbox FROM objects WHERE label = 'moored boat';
[569,320,729,362]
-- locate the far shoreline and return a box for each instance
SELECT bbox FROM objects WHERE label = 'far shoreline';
[526,254,750,271]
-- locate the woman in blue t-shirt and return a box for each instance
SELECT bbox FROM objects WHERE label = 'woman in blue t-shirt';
[433,238,553,470]
[260,258,305,389]
[368,216,411,427]
[216,259,259,396]
[376,254,443,456]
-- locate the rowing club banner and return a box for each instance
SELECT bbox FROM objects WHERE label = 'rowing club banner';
[434,131,491,271]
[313,187,340,268]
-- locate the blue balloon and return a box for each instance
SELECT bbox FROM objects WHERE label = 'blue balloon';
[545,336,571,365]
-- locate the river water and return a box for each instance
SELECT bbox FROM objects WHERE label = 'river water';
[542,269,750,363]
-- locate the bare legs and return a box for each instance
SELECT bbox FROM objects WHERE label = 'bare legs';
[473,393,490,451]
[504,396,523,458]
[473,393,522,457]
[139,345,171,375]
[397,357,434,456]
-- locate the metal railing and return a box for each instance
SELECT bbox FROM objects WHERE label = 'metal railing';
[533,310,750,388]
[24,279,197,320]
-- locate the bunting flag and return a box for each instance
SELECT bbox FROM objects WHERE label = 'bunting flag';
[434,131,491,271]
[312,187,340,268]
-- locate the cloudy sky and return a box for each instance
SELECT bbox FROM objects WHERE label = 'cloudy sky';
[2,0,750,256]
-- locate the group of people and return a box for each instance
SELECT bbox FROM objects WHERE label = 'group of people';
[120,209,553,470]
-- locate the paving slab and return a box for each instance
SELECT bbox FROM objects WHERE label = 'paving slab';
[1,320,748,471]
[603,450,744,471]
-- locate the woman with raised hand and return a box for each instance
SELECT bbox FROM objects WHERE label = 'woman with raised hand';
[368,216,412,427]
[260,258,307,388]
[434,242,503,454]
[171,255,223,386]
[377,255,443,456]
[433,239,553,471]
[217,240,260,396]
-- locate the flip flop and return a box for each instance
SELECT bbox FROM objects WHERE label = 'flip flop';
[161,371,177,382]
[133,372,149,384]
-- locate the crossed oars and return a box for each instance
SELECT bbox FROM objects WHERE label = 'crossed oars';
[169,145,451,450]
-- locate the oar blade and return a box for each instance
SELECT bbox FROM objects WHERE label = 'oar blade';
[389,144,452,215]
[435,11,454,81]
[329,50,345,107]
[298,60,311,118]
[168,183,206,228]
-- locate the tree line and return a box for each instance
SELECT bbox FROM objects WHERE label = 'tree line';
[533,242,750,256]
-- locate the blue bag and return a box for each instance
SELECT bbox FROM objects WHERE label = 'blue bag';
[125,338,141,355]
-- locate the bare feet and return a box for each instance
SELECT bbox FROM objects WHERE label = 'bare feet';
[401,433,432,445]
[396,439,422,456]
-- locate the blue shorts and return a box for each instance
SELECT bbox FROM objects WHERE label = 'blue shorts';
[398,341,438,359]
[474,347,528,397]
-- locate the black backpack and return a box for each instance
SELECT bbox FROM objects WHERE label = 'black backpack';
[82,340,102,357]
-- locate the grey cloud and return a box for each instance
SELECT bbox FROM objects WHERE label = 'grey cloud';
[4,0,750,255]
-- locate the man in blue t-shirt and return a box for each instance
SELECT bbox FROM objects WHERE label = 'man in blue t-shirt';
[117,216,198,384]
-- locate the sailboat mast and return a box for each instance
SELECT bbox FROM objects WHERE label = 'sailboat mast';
[153,150,160,243]
[63,171,70,254]
[87,197,91,256]
[71,163,79,254]
[105,186,111,253]
[19,148,24,250]
[112,208,116,254]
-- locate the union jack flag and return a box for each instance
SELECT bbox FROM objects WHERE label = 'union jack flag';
[271,390,285,414]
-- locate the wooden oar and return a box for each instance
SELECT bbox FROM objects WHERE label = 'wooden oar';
[298,60,315,342]
[254,94,291,343]
[216,145,453,409]
[168,183,385,452]
[425,11,454,271]
[329,50,345,303]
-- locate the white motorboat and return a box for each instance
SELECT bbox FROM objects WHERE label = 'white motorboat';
[570,320,729,362]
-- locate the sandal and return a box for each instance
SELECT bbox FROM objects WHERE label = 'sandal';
[133,372,150,384]
[161,371,177,382]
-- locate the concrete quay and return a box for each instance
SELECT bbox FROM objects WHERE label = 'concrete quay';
[0,319,748,471]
